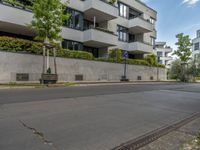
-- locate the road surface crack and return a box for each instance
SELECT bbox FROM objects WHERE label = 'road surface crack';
[19,120,59,150]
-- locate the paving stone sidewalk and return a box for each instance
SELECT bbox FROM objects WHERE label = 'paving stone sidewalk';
[139,118,200,150]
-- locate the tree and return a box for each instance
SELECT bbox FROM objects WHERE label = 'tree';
[169,59,182,80]
[30,0,70,83]
[30,0,70,43]
[173,33,192,63]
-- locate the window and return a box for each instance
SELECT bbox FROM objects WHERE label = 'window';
[62,40,83,50]
[194,42,200,51]
[117,25,128,42]
[159,60,163,64]
[157,52,162,57]
[65,8,83,30]
[119,2,129,19]
[129,34,135,43]
[151,37,156,49]
[150,17,156,24]
[83,46,99,58]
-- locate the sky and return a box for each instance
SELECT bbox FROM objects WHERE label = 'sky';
[142,0,200,50]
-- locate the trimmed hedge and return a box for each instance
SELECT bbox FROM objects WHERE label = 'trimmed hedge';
[126,59,149,66]
[0,36,93,60]
[57,49,93,60]
[0,36,165,68]
[95,58,150,66]
[0,36,43,54]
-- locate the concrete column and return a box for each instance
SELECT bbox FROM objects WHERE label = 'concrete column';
[53,48,57,74]
[94,16,96,28]
[47,49,49,70]
[43,46,46,74]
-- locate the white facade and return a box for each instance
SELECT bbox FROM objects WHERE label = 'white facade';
[155,42,173,68]
[192,30,200,59]
[0,0,157,58]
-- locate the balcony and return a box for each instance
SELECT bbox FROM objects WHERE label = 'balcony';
[128,41,153,53]
[129,17,154,34]
[0,3,35,36]
[83,0,118,23]
[83,27,118,48]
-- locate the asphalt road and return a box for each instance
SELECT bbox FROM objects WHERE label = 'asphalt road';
[0,83,200,150]
[0,83,197,105]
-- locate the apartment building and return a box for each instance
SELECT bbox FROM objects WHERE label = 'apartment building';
[155,42,173,68]
[192,29,200,60]
[0,0,157,58]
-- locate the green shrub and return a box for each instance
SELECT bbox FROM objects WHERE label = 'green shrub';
[195,76,200,80]
[0,36,43,53]
[109,48,122,62]
[157,64,165,68]
[126,59,149,66]
[0,36,93,60]
[57,49,93,60]
[0,36,165,68]
[144,54,157,66]
[94,57,116,63]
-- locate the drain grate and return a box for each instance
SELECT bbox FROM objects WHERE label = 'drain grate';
[111,112,200,150]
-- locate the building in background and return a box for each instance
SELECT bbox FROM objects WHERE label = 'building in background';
[155,42,173,68]
[192,29,200,60]
[0,0,157,58]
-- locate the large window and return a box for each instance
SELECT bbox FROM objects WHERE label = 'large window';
[117,25,128,42]
[151,37,156,49]
[150,17,156,24]
[83,46,99,58]
[65,8,83,30]
[194,42,200,51]
[62,40,83,50]
[157,52,163,57]
[119,2,129,19]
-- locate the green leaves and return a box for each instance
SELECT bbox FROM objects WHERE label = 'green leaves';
[173,33,192,63]
[0,36,43,53]
[109,48,122,62]
[0,36,93,59]
[30,0,70,42]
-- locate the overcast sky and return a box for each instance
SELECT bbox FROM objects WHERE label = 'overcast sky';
[142,0,200,50]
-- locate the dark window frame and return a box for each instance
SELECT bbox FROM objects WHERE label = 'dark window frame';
[65,7,84,31]
[117,25,129,42]
[194,42,200,51]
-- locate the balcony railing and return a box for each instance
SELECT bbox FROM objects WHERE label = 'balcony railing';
[84,25,115,35]
[129,16,154,33]
[83,27,118,47]
[99,0,118,8]
[0,0,33,11]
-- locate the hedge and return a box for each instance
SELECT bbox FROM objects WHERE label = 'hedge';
[0,36,93,60]
[0,36,165,68]
[0,36,43,54]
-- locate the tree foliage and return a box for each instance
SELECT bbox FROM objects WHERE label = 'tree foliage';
[173,33,192,63]
[30,0,70,42]
[144,54,157,66]
[109,48,122,62]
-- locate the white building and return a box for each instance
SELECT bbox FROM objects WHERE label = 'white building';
[192,30,200,60]
[0,0,157,58]
[155,42,173,68]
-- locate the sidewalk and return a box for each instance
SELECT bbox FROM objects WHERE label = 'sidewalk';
[139,118,200,150]
[0,81,182,89]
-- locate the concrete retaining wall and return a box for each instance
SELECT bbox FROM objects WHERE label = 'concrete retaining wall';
[0,51,166,82]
